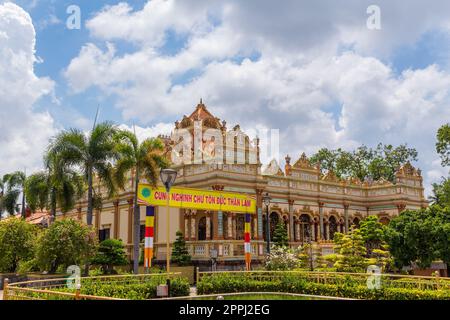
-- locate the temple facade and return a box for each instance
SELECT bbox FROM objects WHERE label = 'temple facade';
[58,101,427,267]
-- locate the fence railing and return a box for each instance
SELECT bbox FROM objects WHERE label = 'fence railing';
[4,272,182,300]
[197,270,450,291]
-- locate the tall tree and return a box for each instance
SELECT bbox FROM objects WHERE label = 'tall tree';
[0,178,5,220]
[429,177,450,208]
[358,216,387,256]
[48,122,119,226]
[272,222,289,248]
[114,130,168,274]
[436,123,450,167]
[25,153,85,219]
[3,171,27,218]
[385,208,438,270]
[310,143,417,183]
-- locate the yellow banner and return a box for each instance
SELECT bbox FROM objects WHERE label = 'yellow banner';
[138,184,256,213]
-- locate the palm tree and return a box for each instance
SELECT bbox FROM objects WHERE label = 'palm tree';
[0,178,5,220]
[48,122,119,226]
[25,153,85,220]
[114,130,168,274]
[3,171,27,218]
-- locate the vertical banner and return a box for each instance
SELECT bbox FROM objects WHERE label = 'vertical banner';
[144,206,155,269]
[244,213,251,270]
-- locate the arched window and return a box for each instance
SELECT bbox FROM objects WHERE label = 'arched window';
[329,216,338,240]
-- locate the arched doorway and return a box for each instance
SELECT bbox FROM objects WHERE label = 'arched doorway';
[198,217,206,240]
[236,215,245,240]
[352,217,360,229]
[198,216,213,241]
[329,216,338,240]
[269,212,279,239]
[299,214,311,244]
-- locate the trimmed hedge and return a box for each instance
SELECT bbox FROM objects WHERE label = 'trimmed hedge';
[11,276,190,300]
[197,273,450,300]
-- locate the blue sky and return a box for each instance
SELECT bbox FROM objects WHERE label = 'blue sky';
[20,0,449,127]
[1,0,449,195]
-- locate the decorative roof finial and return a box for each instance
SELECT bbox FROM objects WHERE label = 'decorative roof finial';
[200,98,203,104]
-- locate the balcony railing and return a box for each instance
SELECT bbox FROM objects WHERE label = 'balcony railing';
[185,240,263,259]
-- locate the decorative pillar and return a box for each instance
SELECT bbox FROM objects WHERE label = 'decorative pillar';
[127,198,133,245]
[256,189,264,240]
[212,185,225,240]
[217,210,224,239]
[319,202,324,240]
[113,200,120,239]
[310,222,315,241]
[344,203,349,234]
[295,222,300,242]
[206,211,211,240]
[227,213,233,239]
[325,222,330,241]
[288,200,295,242]
[190,210,196,240]
[253,215,258,239]
[184,210,190,240]
[232,213,236,239]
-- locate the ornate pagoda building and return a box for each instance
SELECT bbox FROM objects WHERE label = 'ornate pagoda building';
[59,101,428,267]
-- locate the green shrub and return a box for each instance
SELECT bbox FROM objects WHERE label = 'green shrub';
[0,218,38,272]
[197,272,450,300]
[91,239,129,274]
[36,219,98,273]
[19,275,190,300]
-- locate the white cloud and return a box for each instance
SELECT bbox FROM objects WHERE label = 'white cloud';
[0,2,56,176]
[118,123,173,143]
[64,0,450,196]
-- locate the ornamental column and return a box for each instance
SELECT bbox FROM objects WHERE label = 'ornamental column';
[227,213,233,238]
[325,222,330,240]
[127,198,133,245]
[256,189,264,240]
[310,222,315,241]
[253,215,258,239]
[232,213,237,239]
[212,185,224,239]
[184,210,190,240]
[190,210,196,240]
[344,203,349,234]
[295,221,300,242]
[288,199,295,242]
[206,211,211,240]
[319,202,324,240]
[113,200,120,239]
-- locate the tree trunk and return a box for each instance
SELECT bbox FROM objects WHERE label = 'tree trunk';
[84,167,94,276]
[21,191,26,219]
[86,167,93,226]
[133,169,140,274]
[50,188,57,224]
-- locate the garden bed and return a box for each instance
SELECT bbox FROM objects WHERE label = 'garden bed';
[197,272,450,300]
